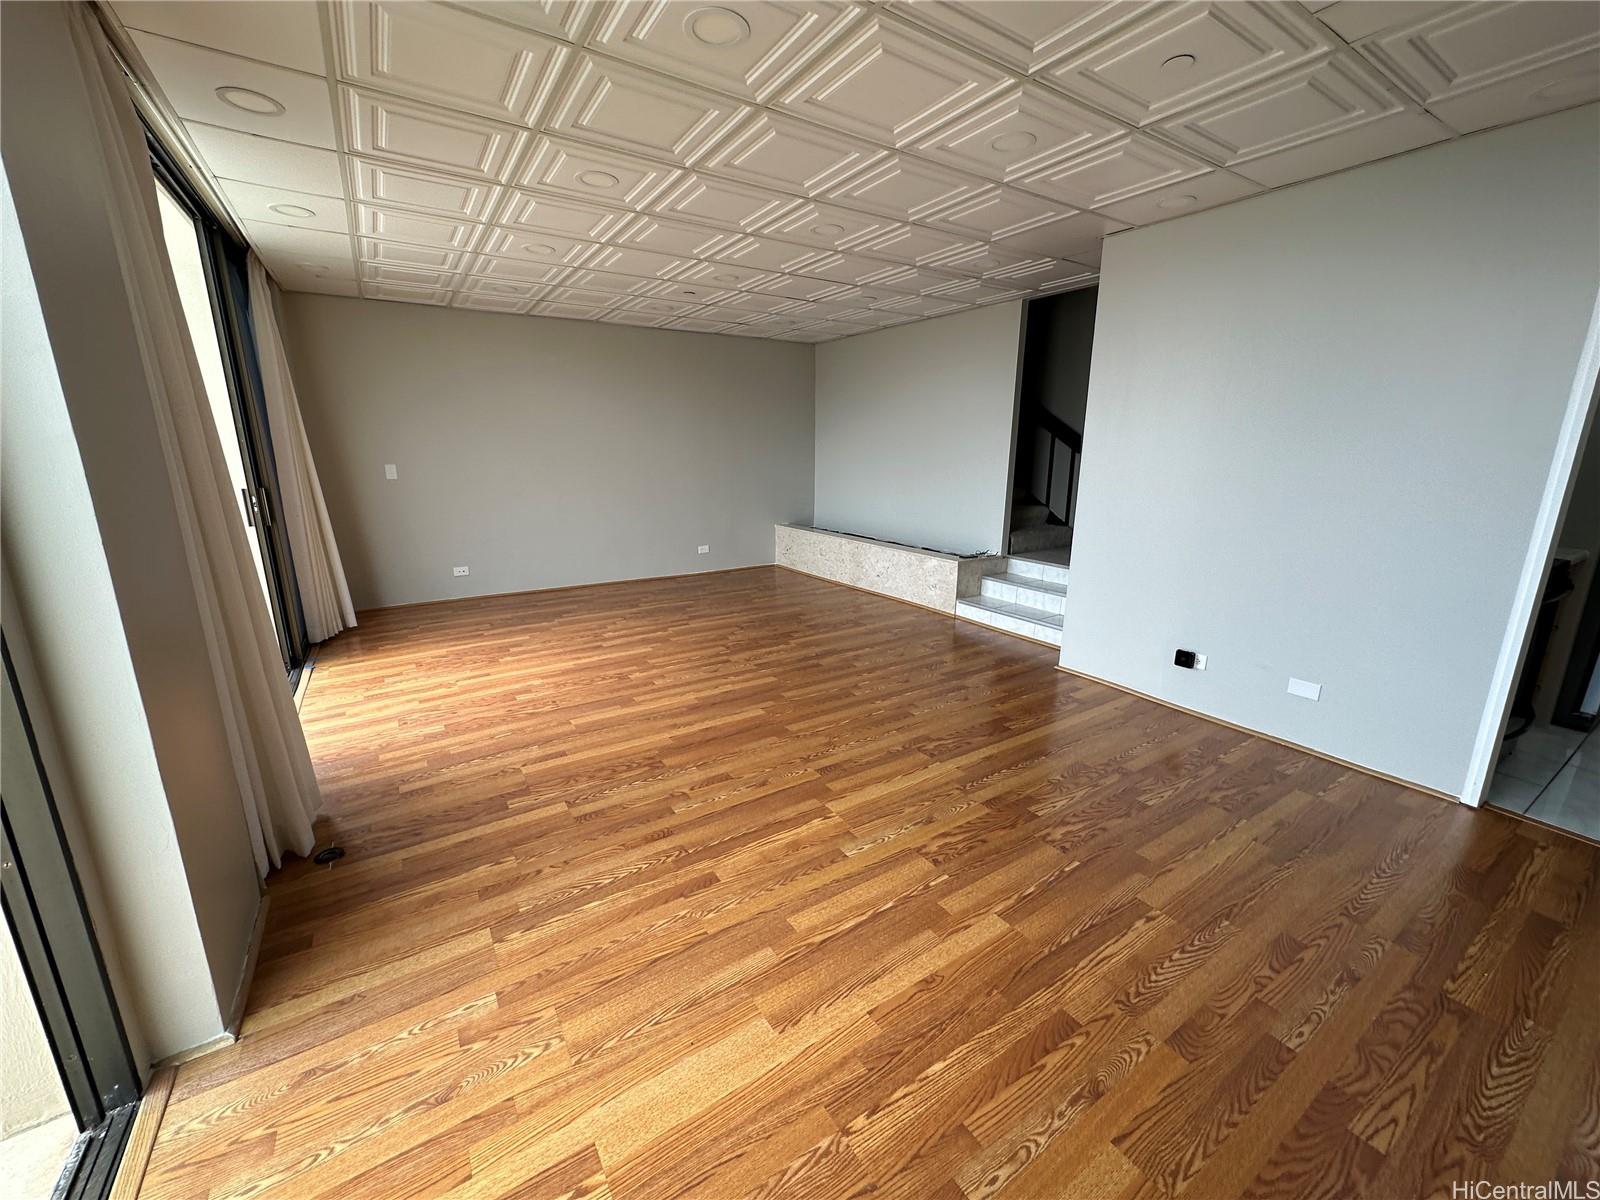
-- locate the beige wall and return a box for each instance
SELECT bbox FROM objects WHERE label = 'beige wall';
[282,294,816,609]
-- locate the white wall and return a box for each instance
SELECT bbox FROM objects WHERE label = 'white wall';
[0,927,67,1136]
[814,303,1023,555]
[282,295,816,610]
[1063,104,1600,798]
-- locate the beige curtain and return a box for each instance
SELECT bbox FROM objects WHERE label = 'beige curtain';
[70,5,320,874]
[246,257,357,642]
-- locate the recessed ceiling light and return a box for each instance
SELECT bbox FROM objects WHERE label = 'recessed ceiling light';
[524,243,559,256]
[684,6,751,47]
[1156,194,1199,210]
[1161,53,1197,72]
[215,85,284,115]
[811,222,846,237]
[990,131,1038,154]
[1531,72,1597,102]
[269,203,317,218]
[576,169,621,189]
[712,273,741,284]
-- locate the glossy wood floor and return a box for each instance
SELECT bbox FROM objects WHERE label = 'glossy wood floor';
[141,567,1600,1199]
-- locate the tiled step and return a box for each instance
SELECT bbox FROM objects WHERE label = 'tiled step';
[979,571,1069,615]
[1004,556,1070,587]
[1008,522,1073,554]
[955,596,1063,646]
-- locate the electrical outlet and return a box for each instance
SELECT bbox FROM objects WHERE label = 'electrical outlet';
[452,566,469,577]
[384,463,397,480]
[1193,653,1207,671]
[697,545,710,555]
[1287,677,1321,701]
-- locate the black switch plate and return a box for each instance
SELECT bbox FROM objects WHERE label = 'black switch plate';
[1174,649,1197,669]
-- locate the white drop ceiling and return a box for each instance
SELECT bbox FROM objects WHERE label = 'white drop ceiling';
[110,0,1600,342]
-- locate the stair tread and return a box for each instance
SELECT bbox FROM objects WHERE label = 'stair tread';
[984,572,1069,597]
[956,595,1065,629]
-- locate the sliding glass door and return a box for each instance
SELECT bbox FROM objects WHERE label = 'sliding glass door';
[147,150,306,675]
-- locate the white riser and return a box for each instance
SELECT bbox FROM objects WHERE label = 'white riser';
[955,597,1063,647]
[979,572,1068,615]
[1003,556,1070,587]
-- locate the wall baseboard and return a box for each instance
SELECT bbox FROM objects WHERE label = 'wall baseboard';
[226,894,270,1037]
[355,564,771,617]
[1054,664,1460,804]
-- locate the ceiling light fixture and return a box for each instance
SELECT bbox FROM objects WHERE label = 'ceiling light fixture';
[990,131,1038,153]
[712,273,742,284]
[1156,194,1199,210]
[684,6,751,47]
[576,169,621,189]
[269,203,317,218]
[811,222,846,237]
[216,85,284,115]
[1160,53,1197,72]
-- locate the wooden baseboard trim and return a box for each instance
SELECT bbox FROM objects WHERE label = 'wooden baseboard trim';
[108,1066,174,1200]
[356,565,770,618]
[226,895,270,1036]
[1054,664,1460,804]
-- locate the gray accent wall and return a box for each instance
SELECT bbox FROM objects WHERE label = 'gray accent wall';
[1062,104,1600,798]
[282,295,816,610]
[813,302,1024,556]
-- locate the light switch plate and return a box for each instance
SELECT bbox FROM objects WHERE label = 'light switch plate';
[384,463,398,479]
[697,545,710,554]
[1287,677,1321,701]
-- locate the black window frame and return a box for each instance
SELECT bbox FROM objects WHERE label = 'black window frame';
[146,129,309,678]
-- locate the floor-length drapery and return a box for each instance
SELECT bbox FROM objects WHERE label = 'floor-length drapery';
[69,4,320,874]
[246,256,356,642]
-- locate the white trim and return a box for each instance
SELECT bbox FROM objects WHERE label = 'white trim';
[1462,288,1600,807]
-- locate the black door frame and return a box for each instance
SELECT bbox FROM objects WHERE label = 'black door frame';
[2,636,143,1198]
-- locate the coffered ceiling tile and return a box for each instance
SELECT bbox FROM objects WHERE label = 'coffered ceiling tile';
[647,173,799,234]
[824,283,917,309]
[1094,168,1262,224]
[217,180,349,234]
[748,272,849,301]
[895,0,1151,74]
[448,2,600,43]
[665,315,739,334]
[616,295,708,318]
[787,318,868,341]
[1042,2,1336,127]
[923,277,1028,303]
[874,292,966,317]
[350,159,500,220]
[993,209,1128,258]
[923,185,1078,242]
[852,222,982,266]
[648,279,737,305]
[592,1,857,101]
[356,203,483,250]
[754,199,895,252]
[1016,134,1212,209]
[185,124,344,195]
[361,240,466,272]
[114,1,326,73]
[534,299,614,320]
[364,281,452,304]
[259,249,357,280]
[710,289,805,316]
[674,259,777,291]
[700,111,886,194]
[334,2,569,124]
[912,84,1128,182]
[273,270,360,296]
[983,256,1098,290]
[340,88,527,181]
[1156,55,1451,188]
[360,262,459,289]
[1356,2,1600,133]
[790,250,903,287]
[927,240,1051,276]
[776,16,1010,146]
[1313,1,1461,44]
[495,191,631,241]
[1072,238,1103,268]
[464,252,576,282]
[543,286,628,309]
[243,222,354,261]
[481,227,599,265]
[452,291,535,313]
[131,33,336,148]
[517,136,683,211]
[862,263,964,294]
[459,274,550,299]
[707,233,831,275]
[823,156,988,223]
[601,307,674,327]
[581,244,696,279]
[558,267,668,296]
[608,213,735,259]
[548,56,750,165]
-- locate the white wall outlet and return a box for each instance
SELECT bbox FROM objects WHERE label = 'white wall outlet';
[1287,677,1321,701]
[384,463,398,480]
[452,566,469,577]
[697,545,710,554]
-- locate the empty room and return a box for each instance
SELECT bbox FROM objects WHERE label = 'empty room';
[4,1,1600,1198]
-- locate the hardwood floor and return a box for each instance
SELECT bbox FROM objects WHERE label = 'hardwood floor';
[139,567,1600,1199]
